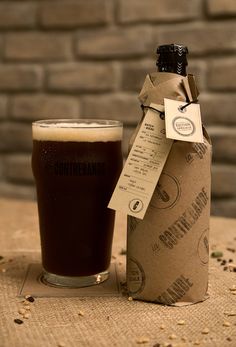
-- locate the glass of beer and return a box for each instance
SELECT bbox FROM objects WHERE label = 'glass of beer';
[31,119,123,287]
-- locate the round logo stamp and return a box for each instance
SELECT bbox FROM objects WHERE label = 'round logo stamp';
[173,116,195,136]
[129,199,143,213]
[127,257,145,295]
[197,229,209,265]
[150,172,181,210]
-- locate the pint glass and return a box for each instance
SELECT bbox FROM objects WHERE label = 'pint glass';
[32,119,123,287]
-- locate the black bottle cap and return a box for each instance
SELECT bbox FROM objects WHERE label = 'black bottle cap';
[156,44,188,75]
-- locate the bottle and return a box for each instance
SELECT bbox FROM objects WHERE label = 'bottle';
[127,44,212,306]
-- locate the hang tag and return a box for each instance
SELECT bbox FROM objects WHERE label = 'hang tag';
[164,98,204,143]
[108,103,173,219]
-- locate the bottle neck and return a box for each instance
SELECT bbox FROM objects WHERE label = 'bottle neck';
[157,61,187,76]
[156,44,188,76]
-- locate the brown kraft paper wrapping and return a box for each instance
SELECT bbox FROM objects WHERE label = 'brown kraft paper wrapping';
[127,72,212,305]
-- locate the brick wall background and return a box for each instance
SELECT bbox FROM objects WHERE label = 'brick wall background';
[0,0,235,217]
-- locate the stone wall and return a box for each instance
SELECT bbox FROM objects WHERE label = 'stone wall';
[0,0,235,217]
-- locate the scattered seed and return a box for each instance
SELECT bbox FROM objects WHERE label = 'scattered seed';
[107,316,110,321]
[78,310,84,316]
[23,313,30,319]
[0,256,4,261]
[211,251,223,258]
[229,285,236,291]
[226,248,235,253]
[169,334,177,340]
[193,341,201,345]
[223,321,231,327]
[14,318,23,325]
[221,260,227,266]
[159,324,165,330]
[136,337,150,344]
[128,296,133,301]
[58,343,66,347]
[224,312,236,316]
[228,264,236,271]
[120,248,127,255]
[181,337,187,342]
[152,344,161,347]
[18,308,26,315]
[25,295,30,298]
[224,266,228,271]
[217,258,222,262]
[226,337,232,342]
[26,296,35,303]
[177,320,185,325]
[202,328,210,334]
[229,259,233,263]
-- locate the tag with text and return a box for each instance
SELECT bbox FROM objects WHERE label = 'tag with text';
[108,103,173,219]
[164,98,204,143]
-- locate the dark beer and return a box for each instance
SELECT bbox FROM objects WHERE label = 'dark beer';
[32,120,123,284]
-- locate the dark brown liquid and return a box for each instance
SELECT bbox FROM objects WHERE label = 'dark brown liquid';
[32,140,123,276]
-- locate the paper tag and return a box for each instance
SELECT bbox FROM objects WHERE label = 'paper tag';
[108,103,173,219]
[164,98,204,143]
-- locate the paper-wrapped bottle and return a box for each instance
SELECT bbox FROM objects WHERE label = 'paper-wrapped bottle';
[127,44,212,305]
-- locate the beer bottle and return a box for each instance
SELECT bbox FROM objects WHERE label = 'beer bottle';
[127,43,212,306]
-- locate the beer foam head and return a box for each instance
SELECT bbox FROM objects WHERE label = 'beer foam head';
[32,120,123,142]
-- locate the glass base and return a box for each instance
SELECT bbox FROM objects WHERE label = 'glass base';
[40,269,109,288]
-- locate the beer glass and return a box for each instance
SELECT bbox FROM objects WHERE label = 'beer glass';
[32,119,123,287]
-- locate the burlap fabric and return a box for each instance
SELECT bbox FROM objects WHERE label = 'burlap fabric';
[0,198,236,347]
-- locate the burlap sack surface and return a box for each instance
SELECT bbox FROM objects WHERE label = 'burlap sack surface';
[0,198,236,347]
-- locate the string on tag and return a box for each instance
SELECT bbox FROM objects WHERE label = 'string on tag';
[141,99,198,118]
[179,99,198,112]
[141,104,165,120]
